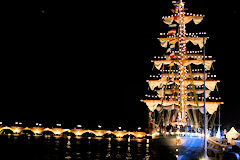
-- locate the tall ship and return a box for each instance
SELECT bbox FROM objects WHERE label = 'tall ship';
[141,0,224,138]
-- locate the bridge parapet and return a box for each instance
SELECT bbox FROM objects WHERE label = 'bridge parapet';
[0,126,147,138]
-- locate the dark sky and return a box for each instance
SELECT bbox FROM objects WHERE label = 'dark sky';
[0,1,239,130]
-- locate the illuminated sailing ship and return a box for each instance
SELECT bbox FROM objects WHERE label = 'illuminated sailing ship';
[141,1,224,134]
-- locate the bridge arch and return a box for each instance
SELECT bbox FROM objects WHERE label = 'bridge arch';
[81,130,96,134]
[122,133,136,139]
[0,127,14,134]
[81,131,96,137]
[103,133,117,138]
[0,127,15,133]
[62,131,76,137]
[42,129,55,135]
[21,128,35,135]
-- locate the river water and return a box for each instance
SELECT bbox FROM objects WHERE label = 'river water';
[0,134,180,160]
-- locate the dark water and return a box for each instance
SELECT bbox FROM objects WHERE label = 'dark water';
[0,135,178,160]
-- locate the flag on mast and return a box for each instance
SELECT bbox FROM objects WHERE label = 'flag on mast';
[169,38,176,44]
[170,52,175,58]
[172,1,179,4]
[167,44,175,53]
[171,4,179,13]
[171,8,178,13]
[168,24,177,28]
[168,60,174,67]
[168,29,176,35]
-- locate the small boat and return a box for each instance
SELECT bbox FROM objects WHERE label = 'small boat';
[207,127,240,158]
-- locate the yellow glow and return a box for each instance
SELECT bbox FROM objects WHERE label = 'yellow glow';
[198,156,205,160]
[117,133,122,137]
[176,136,182,146]
[34,129,40,134]
[136,138,143,142]
[14,129,20,133]
[97,132,103,136]
[76,131,81,136]
[152,132,160,138]
[55,130,60,135]
[0,127,147,139]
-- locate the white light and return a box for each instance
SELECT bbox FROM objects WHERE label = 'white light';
[98,125,102,128]
[56,124,61,127]
[77,125,82,128]
[118,126,122,130]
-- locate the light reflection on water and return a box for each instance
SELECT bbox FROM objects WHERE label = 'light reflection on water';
[0,135,178,160]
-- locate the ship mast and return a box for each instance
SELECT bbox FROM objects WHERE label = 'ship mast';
[203,36,208,160]
[178,0,187,124]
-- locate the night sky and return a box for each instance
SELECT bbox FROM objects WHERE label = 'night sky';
[0,1,239,131]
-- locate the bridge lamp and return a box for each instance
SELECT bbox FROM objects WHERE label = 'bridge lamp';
[118,127,122,130]
[138,127,141,131]
[77,125,82,128]
[0,122,2,125]
[56,124,61,127]
[19,122,22,125]
[15,122,18,125]
[98,125,102,129]
[39,123,42,126]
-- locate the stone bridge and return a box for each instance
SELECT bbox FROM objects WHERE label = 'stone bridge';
[0,126,147,138]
